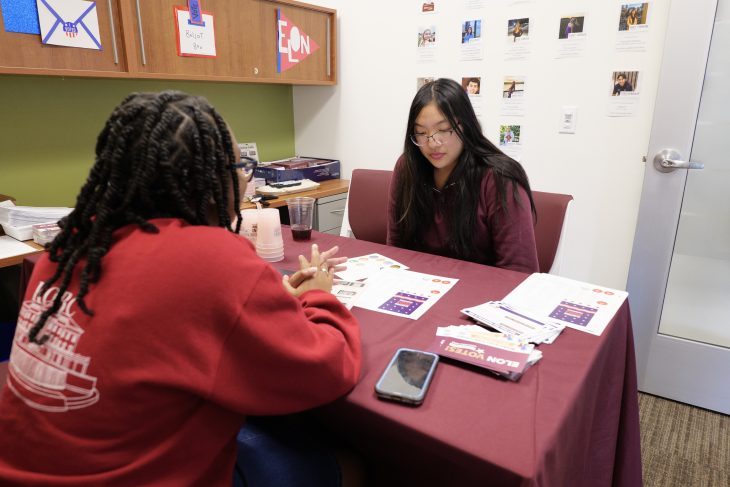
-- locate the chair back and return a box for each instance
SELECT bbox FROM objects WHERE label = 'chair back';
[532,191,574,274]
[347,169,393,245]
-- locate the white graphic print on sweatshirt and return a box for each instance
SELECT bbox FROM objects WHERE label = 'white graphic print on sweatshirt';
[7,281,99,412]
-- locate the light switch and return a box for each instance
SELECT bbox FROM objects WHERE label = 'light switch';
[559,106,578,134]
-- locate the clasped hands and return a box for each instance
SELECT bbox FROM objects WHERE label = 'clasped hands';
[282,244,347,297]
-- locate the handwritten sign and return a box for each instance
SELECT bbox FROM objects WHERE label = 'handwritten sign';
[174,5,216,58]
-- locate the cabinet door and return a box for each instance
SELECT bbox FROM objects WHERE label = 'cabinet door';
[119,0,257,79]
[253,0,335,84]
[120,0,334,83]
[0,0,127,75]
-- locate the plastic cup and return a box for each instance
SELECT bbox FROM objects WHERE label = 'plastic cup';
[287,197,315,241]
[255,208,284,262]
[239,209,258,244]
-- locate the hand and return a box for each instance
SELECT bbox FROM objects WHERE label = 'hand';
[281,244,346,297]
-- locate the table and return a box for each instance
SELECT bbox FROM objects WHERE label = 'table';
[280,230,642,487]
[240,178,349,210]
[0,239,44,269]
[19,228,642,487]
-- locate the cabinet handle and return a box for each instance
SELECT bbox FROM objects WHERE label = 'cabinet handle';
[135,0,147,65]
[326,16,331,77]
[106,0,118,64]
[330,209,345,215]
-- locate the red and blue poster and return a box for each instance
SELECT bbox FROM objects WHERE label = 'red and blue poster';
[276,9,319,73]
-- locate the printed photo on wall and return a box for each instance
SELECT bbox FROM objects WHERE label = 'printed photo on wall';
[610,71,639,96]
[505,18,531,61]
[417,25,437,62]
[462,77,481,96]
[462,19,481,44]
[499,124,521,145]
[460,19,484,60]
[608,71,641,117]
[618,3,649,31]
[556,14,587,58]
[559,16,584,39]
[501,76,526,117]
[502,77,524,98]
[616,3,649,52]
[507,18,529,43]
[499,124,523,160]
[417,77,436,90]
[421,2,436,14]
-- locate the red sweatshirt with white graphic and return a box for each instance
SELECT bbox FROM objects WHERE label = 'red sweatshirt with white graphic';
[0,219,361,486]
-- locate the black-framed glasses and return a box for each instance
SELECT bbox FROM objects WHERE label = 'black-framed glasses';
[410,129,455,147]
[231,156,258,176]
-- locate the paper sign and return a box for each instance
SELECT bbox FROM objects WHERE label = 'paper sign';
[277,9,320,73]
[174,6,216,57]
[37,0,101,50]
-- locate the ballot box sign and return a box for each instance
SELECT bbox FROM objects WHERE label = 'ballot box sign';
[37,0,101,50]
[174,5,216,58]
[276,9,320,73]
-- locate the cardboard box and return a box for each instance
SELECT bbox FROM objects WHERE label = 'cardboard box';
[254,158,340,183]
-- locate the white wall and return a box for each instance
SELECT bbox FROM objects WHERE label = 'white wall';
[294,0,670,290]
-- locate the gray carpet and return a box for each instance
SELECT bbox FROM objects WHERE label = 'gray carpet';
[639,392,730,486]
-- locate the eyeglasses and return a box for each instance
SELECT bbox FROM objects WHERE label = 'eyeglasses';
[231,156,258,176]
[410,129,455,147]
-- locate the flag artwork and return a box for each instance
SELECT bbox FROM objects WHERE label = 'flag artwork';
[276,9,319,73]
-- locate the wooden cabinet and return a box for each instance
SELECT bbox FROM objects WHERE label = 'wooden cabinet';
[0,0,127,76]
[0,0,335,84]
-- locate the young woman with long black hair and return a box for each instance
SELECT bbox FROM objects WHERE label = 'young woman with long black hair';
[387,78,539,273]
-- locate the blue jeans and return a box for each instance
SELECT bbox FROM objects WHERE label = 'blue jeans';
[233,416,341,487]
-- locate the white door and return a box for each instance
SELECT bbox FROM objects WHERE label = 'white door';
[627,0,730,414]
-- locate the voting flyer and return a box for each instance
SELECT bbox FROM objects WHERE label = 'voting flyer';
[354,268,458,320]
[502,273,628,336]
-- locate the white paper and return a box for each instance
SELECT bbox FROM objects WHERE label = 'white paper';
[37,0,101,50]
[176,8,216,57]
[335,253,409,282]
[331,280,367,309]
[354,268,458,320]
[0,236,37,260]
[461,301,564,344]
[502,273,628,336]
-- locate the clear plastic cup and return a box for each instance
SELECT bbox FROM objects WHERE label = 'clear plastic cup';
[287,197,315,241]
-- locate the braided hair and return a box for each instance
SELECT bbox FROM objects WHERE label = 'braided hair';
[29,91,242,344]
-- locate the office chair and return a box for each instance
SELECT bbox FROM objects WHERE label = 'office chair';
[343,169,393,244]
[532,191,574,275]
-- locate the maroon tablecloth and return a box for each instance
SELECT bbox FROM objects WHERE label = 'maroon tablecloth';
[19,229,642,486]
[281,229,642,487]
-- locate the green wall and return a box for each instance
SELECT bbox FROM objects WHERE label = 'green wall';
[0,75,295,206]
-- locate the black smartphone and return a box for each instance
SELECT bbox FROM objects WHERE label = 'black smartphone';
[375,348,439,406]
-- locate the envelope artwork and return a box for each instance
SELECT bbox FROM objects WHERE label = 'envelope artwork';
[37,0,102,50]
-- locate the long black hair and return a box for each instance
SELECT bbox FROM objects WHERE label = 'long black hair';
[29,91,241,344]
[394,78,534,261]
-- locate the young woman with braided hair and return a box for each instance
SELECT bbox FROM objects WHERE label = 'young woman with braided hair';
[0,91,362,486]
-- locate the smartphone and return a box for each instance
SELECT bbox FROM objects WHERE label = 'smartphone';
[375,348,439,406]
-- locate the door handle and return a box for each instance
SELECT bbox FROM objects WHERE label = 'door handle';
[653,149,705,173]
